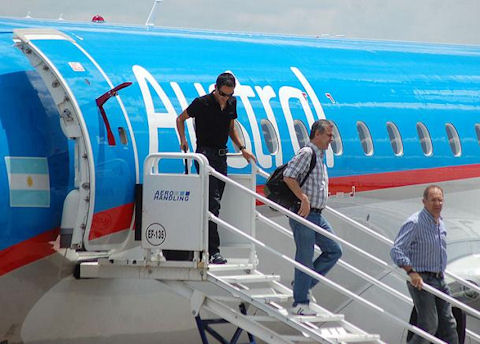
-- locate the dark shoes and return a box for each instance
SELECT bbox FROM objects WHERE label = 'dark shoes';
[209,252,227,264]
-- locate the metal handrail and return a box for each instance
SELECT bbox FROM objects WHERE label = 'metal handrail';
[324,204,480,299]
[218,168,389,267]
[256,212,480,343]
[256,212,412,304]
[257,165,480,308]
[324,204,480,342]
[210,213,443,344]
[210,166,480,342]
[259,166,480,301]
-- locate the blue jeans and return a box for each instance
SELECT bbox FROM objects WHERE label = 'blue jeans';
[407,273,458,344]
[290,212,342,305]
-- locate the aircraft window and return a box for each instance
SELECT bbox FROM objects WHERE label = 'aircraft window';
[330,121,343,155]
[294,120,309,148]
[445,123,461,157]
[476,124,480,145]
[260,119,279,154]
[386,122,403,156]
[416,122,433,156]
[233,120,246,152]
[356,121,374,156]
[118,127,128,145]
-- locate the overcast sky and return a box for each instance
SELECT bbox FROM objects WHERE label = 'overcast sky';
[1,0,479,45]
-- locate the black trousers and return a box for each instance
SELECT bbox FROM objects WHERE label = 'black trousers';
[407,306,466,343]
[195,147,228,256]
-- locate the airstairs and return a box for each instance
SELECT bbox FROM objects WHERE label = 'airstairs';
[81,256,379,343]
[78,152,480,344]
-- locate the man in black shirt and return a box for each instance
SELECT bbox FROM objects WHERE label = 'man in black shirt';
[176,72,255,264]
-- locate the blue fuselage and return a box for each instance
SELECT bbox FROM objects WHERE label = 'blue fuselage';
[1,17,480,273]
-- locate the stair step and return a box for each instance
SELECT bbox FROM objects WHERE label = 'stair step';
[320,327,380,342]
[283,335,314,342]
[211,292,289,303]
[246,288,291,302]
[220,274,281,284]
[247,313,344,323]
[320,326,347,338]
[219,243,253,249]
[292,313,344,323]
[210,296,243,302]
[250,293,290,302]
[257,294,290,302]
[246,315,280,322]
[208,258,254,272]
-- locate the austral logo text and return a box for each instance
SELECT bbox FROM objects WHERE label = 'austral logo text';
[154,190,190,202]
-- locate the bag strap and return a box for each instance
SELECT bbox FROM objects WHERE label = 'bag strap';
[299,147,317,187]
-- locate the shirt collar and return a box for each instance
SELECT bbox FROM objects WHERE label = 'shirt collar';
[307,142,324,158]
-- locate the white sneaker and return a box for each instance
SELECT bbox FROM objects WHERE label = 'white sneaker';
[291,304,317,316]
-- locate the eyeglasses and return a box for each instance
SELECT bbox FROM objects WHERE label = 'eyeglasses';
[218,89,234,98]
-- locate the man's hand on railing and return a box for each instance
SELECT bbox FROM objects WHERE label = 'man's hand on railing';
[297,194,311,218]
[240,148,256,163]
[179,138,188,152]
[409,272,423,290]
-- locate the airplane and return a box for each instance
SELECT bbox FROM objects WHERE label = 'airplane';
[1,14,480,344]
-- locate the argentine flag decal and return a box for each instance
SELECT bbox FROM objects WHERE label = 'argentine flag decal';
[5,157,50,207]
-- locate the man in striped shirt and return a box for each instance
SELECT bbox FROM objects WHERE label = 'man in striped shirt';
[284,119,342,316]
[391,185,458,344]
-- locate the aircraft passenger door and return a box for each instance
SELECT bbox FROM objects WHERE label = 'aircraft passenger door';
[14,29,137,251]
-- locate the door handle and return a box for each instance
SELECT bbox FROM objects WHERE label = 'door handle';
[96,82,132,145]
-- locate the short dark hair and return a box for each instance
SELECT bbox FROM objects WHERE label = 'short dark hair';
[216,72,236,89]
[423,185,444,200]
[310,119,333,139]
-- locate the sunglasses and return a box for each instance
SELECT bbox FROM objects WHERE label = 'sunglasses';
[218,89,234,98]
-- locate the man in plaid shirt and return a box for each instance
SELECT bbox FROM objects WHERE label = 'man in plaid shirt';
[284,119,342,316]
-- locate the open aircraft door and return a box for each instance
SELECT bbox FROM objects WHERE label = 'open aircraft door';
[13,29,138,251]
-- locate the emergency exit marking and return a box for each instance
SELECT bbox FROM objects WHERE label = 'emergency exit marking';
[68,62,85,72]
[145,223,166,246]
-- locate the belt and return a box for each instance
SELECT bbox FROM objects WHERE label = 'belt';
[199,146,228,156]
[310,208,323,213]
[420,271,444,279]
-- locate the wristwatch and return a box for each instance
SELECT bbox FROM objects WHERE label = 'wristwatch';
[239,145,246,151]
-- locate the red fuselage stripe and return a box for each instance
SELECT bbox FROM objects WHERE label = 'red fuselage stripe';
[88,203,134,240]
[2,164,480,275]
[256,164,480,203]
[329,164,480,193]
[0,228,59,276]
